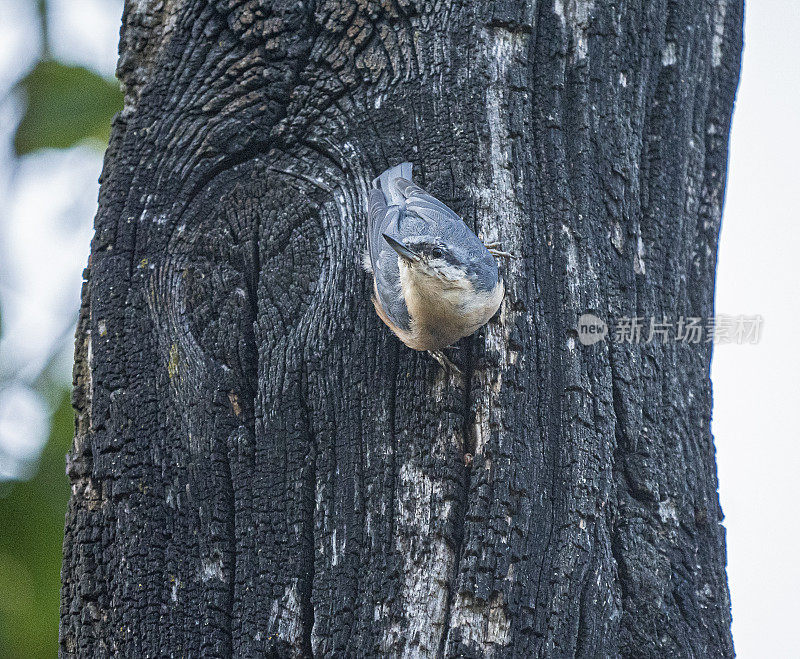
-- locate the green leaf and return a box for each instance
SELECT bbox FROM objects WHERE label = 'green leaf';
[0,386,74,658]
[13,60,123,155]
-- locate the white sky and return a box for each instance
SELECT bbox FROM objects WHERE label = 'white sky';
[712,1,800,655]
[0,0,797,654]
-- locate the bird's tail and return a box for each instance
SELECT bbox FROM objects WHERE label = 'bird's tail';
[372,162,413,207]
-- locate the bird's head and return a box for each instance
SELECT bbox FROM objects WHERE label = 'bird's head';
[382,232,498,293]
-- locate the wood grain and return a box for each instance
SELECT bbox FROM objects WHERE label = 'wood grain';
[62,0,743,656]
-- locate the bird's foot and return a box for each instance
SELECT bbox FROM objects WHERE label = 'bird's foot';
[483,241,515,259]
[428,350,462,376]
[489,248,514,259]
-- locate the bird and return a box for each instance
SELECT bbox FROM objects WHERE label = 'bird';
[364,162,508,374]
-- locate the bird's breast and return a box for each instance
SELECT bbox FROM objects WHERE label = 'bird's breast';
[398,262,503,350]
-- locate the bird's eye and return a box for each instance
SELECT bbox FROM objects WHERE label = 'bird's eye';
[431,247,444,259]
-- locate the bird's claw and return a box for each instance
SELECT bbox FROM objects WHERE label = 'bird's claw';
[428,350,463,376]
[483,241,515,259]
[489,248,515,259]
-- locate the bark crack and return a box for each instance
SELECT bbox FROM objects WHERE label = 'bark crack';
[300,403,317,657]
[388,341,399,544]
[438,337,476,656]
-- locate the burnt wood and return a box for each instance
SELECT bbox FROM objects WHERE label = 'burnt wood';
[61,0,743,656]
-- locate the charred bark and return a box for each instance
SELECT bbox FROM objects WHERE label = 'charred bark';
[61,0,743,656]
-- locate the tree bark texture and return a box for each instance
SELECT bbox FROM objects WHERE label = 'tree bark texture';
[62,0,743,656]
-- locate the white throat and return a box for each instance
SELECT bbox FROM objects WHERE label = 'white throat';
[397,258,504,349]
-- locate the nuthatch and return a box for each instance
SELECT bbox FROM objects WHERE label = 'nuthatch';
[365,162,508,372]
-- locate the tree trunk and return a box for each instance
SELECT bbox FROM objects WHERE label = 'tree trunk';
[61,0,743,656]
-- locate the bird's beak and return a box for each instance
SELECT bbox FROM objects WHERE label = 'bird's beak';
[383,234,419,261]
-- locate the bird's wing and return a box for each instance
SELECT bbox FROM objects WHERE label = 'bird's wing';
[367,188,411,331]
[392,178,465,227]
[367,188,390,268]
[393,178,487,261]
[373,162,413,207]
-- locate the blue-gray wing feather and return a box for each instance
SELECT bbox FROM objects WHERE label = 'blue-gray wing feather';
[393,178,463,226]
[367,188,410,331]
[394,178,490,264]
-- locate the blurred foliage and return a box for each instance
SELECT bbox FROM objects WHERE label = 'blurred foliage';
[0,3,123,657]
[0,388,73,659]
[13,60,123,155]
